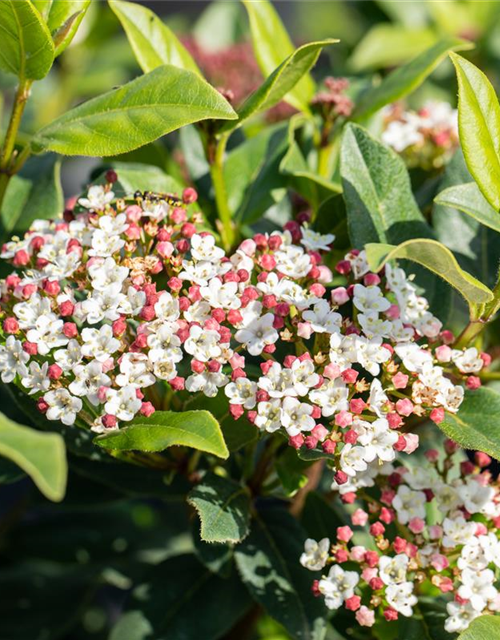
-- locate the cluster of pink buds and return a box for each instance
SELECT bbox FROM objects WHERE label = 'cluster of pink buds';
[301,444,500,633]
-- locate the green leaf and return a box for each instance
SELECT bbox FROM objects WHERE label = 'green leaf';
[110,0,201,75]
[47,0,91,57]
[225,39,337,131]
[0,411,67,502]
[32,65,237,156]
[188,473,251,544]
[0,0,55,80]
[192,522,234,577]
[354,38,473,120]
[439,387,500,461]
[399,599,452,640]
[450,52,500,210]
[234,508,327,640]
[435,182,500,234]
[109,554,251,640]
[276,448,310,497]
[94,162,183,199]
[95,410,229,460]
[0,154,63,242]
[458,615,500,640]
[365,239,494,311]
[300,492,345,541]
[243,0,316,112]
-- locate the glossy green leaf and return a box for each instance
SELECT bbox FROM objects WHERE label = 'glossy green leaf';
[458,615,500,639]
[435,182,500,234]
[354,38,473,120]
[110,0,200,75]
[95,410,229,460]
[451,52,500,210]
[0,154,63,241]
[109,554,251,640]
[188,472,251,543]
[47,0,91,56]
[300,492,346,541]
[243,0,316,112]
[32,65,237,156]
[225,39,337,131]
[439,388,500,461]
[399,599,452,640]
[0,411,67,502]
[366,239,494,309]
[234,508,327,640]
[0,0,55,79]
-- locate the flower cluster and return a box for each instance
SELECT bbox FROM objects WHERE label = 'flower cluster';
[301,445,500,632]
[382,100,459,169]
[0,175,485,479]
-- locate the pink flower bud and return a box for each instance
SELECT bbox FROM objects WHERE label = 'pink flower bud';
[240,239,257,255]
[182,187,198,204]
[370,522,385,537]
[312,424,329,441]
[337,526,353,542]
[365,551,379,568]
[425,449,439,462]
[435,345,452,362]
[350,546,366,562]
[355,606,375,628]
[335,549,349,563]
[102,414,117,429]
[380,507,394,524]
[335,260,351,276]
[475,451,492,467]
[289,434,305,449]
[48,364,63,380]
[350,398,366,414]
[396,398,413,416]
[169,376,185,391]
[466,375,481,390]
[170,207,187,224]
[334,470,348,485]
[429,525,443,540]
[369,577,384,591]
[229,403,245,420]
[430,407,445,424]
[343,429,358,444]
[345,596,361,612]
[322,439,336,454]
[341,368,358,384]
[402,433,419,454]
[352,509,368,526]
[13,250,30,266]
[331,286,350,305]
[324,363,341,379]
[3,317,18,334]
[309,283,325,297]
[408,517,425,534]
[23,341,37,355]
[304,435,319,449]
[157,241,174,258]
[392,372,408,389]
[384,608,398,622]
[335,411,353,428]
[297,322,313,339]
[140,402,155,417]
[63,322,78,339]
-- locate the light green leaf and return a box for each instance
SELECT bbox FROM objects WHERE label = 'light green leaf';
[234,508,327,640]
[32,65,237,157]
[0,0,55,79]
[243,0,316,112]
[188,473,251,543]
[0,411,67,502]
[47,0,91,57]
[450,52,500,210]
[225,39,338,131]
[0,154,63,241]
[435,182,500,234]
[440,388,500,461]
[458,615,500,640]
[365,239,494,310]
[354,38,473,120]
[95,410,229,460]
[109,0,200,75]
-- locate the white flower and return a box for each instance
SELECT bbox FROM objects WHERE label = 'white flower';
[81,286,124,324]
[26,314,68,355]
[394,342,433,373]
[302,300,342,334]
[44,388,82,425]
[54,339,82,371]
[257,363,295,399]
[78,185,114,210]
[457,478,496,515]
[13,294,52,330]
[358,312,392,339]
[356,418,398,463]
[300,228,335,252]
[69,361,111,405]
[458,568,497,611]
[379,554,409,586]
[368,379,389,417]
[235,313,278,356]
[300,538,330,571]
[89,229,125,257]
[104,385,142,421]
[225,377,257,409]
[115,353,155,389]
[452,347,483,374]
[0,336,29,382]
[185,371,228,397]
[309,378,349,417]
[141,199,169,221]
[180,259,219,286]
[340,444,368,477]
[445,601,480,634]
[280,397,315,436]
[290,358,320,396]
[190,234,225,263]
[154,292,180,322]
[184,325,222,362]
[351,335,391,376]
[458,541,489,572]
[382,115,423,152]
[146,323,182,364]
[201,278,241,310]
[254,399,282,433]
[385,581,418,617]
[152,358,178,381]
[353,284,391,314]
[442,516,477,548]
[88,257,129,291]
[274,242,312,279]
[81,325,120,362]
[21,361,50,395]
[183,300,211,324]
[392,485,427,524]
[329,333,356,370]
[318,565,359,610]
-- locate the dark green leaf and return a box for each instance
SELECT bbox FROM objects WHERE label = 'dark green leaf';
[0,0,54,79]
[439,387,500,460]
[435,182,500,234]
[188,472,251,543]
[110,0,201,75]
[398,599,452,640]
[458,615,500,640]
[354,38,473,120]
[0,411,67,502]
[32,65,237,156]
[451,52,500,210]
[95,410,229,460]
[300,492,345,541]
[276,447,310,497]
[234,508,327,640]
[192,524,234,577]
[109,554,251,640]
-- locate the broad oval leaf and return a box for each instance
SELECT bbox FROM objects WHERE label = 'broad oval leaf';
[365,239,494,309]
[354,38,473,120]
[110,0,201,75]
[451,52,500,210]
[95,409,229,460]
[458,615,500,639]
[439,388,500,461]
[435,182,500,234]
[32,65,237,156]
[0,0,55,79]
[0,411,67,501]
[47,0,91,57]
[225,39,337,131]
[188,472,251,543]
[243,0,316,112]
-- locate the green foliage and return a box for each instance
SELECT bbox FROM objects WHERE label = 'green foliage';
[188,472,251,543]
[439,387,500,460]
[0,0,55,80]
[110,0,201,75]
[435,182,500,234]
[300,492,345,540]
[47,0,91,57]
[457,615,500,640]
[0,411,67,501]
[451,52,500,210]
[32,65,237,156]
[95,410,229,459]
